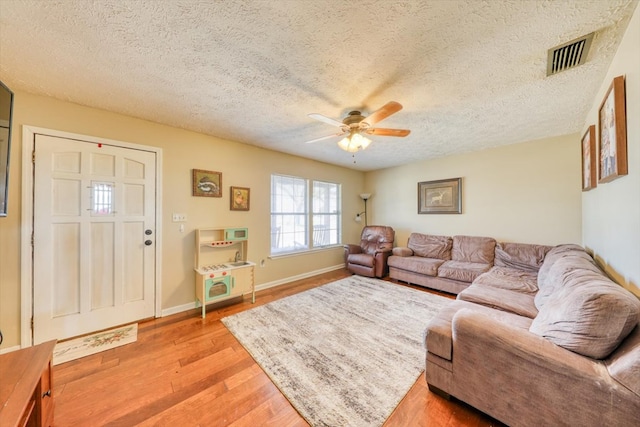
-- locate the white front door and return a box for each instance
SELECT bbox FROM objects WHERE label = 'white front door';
[33,134,157,343]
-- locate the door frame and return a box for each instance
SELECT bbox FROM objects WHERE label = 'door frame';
[20,125,163,347]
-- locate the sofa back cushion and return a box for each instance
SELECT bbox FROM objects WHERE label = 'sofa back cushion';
[494,242,552,272]
[535,248,602,310]
[530,278,640,359]
[451,235,496,264]
[407,233,452,260]
[537,244,590,289]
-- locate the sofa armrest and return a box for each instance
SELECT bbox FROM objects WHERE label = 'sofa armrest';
[453,309,600,378]
[392,246,413,257]
[449,309,638,426]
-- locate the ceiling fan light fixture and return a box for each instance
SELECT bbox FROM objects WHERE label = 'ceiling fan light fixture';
[338,131,371,152]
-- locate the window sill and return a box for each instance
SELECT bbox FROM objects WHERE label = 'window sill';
[269,244,343,259]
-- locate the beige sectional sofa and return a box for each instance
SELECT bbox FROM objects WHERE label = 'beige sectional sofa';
[424,243,640,426]
[389,233,528,294]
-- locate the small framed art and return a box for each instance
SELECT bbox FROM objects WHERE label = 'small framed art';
[418,177,462,214]
[598,75,627,183]
[581,125,596,191]
[192,169,222,197]
[230,186,250,211]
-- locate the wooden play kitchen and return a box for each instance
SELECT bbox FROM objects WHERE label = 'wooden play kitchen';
[194,227,255,318]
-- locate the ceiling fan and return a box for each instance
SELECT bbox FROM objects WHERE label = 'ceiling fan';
[306,101,411,152]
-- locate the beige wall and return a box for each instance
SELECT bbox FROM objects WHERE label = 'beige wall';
[582,5,640,297]
[0,92,365,348]
[365,134,582,248]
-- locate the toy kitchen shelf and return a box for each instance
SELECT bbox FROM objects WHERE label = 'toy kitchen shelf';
[194,227,255,318]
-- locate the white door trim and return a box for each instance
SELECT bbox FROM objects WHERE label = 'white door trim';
[20,125,163,347]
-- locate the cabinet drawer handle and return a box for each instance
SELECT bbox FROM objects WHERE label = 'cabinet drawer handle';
[43,389,51,398]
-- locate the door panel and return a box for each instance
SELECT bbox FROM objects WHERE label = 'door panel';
[33,134,156,343]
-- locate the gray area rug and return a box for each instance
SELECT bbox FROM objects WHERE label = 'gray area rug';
[222,275,451,426]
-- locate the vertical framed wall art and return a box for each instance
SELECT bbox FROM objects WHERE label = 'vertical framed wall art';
[192,169,222,197]
[598,75,627,183]
[230,186,250,211]
[581,125,596,191]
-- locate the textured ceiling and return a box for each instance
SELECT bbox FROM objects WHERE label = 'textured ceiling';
[0,0,637,171]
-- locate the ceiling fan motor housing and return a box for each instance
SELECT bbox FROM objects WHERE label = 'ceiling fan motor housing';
[343,111,369,130]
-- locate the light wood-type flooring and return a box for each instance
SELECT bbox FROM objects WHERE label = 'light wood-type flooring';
[53,269,502,426]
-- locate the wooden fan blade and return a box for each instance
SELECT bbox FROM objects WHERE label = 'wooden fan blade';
[361,101,403,126]
[308,113,344,128]
[305,131,347,144]
[366,128,411,137]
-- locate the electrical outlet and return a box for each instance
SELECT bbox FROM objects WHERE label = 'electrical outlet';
[172,213,187,222]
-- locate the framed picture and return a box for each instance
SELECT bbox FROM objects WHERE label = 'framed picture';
[230,186,250,211]
[581,125,596,191]
[192,169,222,197]
[418,177,462,214]
[598,75,627,183]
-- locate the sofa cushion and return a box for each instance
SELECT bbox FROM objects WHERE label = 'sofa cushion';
[438,260,492,283]
[388,256,444,277]
[451,235,496,264]
[535,255,603,310]
[537,244,593,289]
[494,242,552,272]
[457,283,539,318]
[530,280,640,359]
[407,233,452,260]
[474,266,538,294]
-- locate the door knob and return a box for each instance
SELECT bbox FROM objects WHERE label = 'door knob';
[145,240,153,246]
[145,229,153,235]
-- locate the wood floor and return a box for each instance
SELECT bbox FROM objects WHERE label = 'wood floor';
[53,269,501,426]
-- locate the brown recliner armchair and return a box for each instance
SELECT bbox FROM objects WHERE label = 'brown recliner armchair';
[344,226,395,278]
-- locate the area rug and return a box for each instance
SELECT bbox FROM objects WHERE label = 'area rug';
[222,276,450,427]
[53,323,137,365]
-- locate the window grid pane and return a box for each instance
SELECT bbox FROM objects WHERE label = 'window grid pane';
[271,175,341,254]
[312,180,341,248]
[91,181,114,216]
[271,175,308,253]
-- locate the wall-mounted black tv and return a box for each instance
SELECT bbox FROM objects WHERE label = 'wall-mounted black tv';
[0,80,14,217]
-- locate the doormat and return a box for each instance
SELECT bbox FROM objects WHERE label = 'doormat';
[53,323,138,365]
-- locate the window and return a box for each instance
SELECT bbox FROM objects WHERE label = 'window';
[91,181,114,216]
[271,174,341,255]
[312,180,340,247]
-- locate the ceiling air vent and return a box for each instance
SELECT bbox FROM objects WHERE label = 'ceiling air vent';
[547,32,594,76]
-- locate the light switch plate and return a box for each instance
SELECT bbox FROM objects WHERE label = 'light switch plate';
[172,213,187,222]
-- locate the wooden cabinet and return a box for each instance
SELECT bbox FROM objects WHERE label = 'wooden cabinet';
[0,340,56,427]
[194,228,255,318]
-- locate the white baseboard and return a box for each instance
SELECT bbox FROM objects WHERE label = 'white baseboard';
[255,264,344,291]
[161,302,198,317]
[0,344,22,354]
[160,264,345,317]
